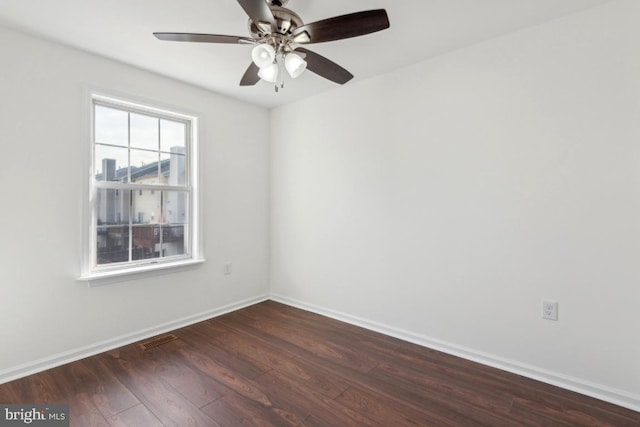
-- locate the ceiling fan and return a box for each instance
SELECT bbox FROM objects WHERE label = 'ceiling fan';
[153,0,390,90]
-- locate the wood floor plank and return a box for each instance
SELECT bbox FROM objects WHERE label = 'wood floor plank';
[364,358,536,426]
[220,309,380,373]
[67,392,110,427]
[0,300,637,427]
[110,335,227,410]
[177,325,271,379]
[100,347,220,427]
[185,322,273,375]
[153,344,227,408]
[107,403,164,427]
[336,385,461,427]
[0,385,15,403]
[165,338,273,408]
[372,360,515,415]
[204,318,351,399]
[201,391,302,427]
[5,368,77,404]
[65,357,140,419]
[236,306,381,373]
[252,370,384,427]
[214,313,378,395]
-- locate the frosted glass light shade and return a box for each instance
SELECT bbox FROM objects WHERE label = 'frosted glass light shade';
[284,53,307,78]
[251,44,276,68]
[258,63,279,83]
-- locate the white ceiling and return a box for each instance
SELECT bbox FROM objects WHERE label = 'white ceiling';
[0,0,609,108]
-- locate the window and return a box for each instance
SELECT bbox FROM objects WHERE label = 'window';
[82,94,201,280]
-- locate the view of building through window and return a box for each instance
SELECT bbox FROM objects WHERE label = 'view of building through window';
[93,101,191,267]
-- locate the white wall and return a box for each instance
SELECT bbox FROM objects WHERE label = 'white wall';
[0,25,269,379]
[270,0,640,409]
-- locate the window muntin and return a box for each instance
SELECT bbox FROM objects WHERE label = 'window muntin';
[90,96,195,272]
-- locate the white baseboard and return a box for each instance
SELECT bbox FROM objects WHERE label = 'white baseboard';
[0,294,269,385]
[270,294,640,413]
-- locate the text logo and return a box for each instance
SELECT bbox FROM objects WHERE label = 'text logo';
[0,405,68,426]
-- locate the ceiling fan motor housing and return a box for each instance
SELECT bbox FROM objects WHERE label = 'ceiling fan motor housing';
[249,5,303,38]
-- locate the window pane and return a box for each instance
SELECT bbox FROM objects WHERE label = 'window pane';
[162,226,186,257]
[95,144,128,182]
[161,150,186,186]
[160,119,186,152]
[95,105,128,147]
[132,226,160,261]
[130,149,159,183]
[133,187,161,224]
[130,113,159,151]
[97,226,129,265]
[96,189,130,225]
[164,191,188,225]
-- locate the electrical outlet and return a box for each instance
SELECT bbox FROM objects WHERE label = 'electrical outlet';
[223,263,232,275]
[542,300,558,321]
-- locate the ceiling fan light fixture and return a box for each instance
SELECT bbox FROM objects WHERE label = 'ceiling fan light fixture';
[251,43,276,68]
[258,62,279,83]
[285,52,307,79]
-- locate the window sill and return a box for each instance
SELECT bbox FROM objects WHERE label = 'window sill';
[78,258,206,287]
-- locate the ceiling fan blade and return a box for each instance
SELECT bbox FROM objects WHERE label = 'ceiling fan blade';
[295,48,353,85]
[154,33,254,44]
[236,0,276,28]
[240,62,261,86]
[292,9,389,44]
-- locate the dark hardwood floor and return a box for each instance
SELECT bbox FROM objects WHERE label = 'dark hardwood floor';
[0,300,638,426]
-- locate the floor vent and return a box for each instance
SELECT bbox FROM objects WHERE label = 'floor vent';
[139,334,178,351]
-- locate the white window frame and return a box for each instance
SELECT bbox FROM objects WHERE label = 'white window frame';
[79,92,203,283]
